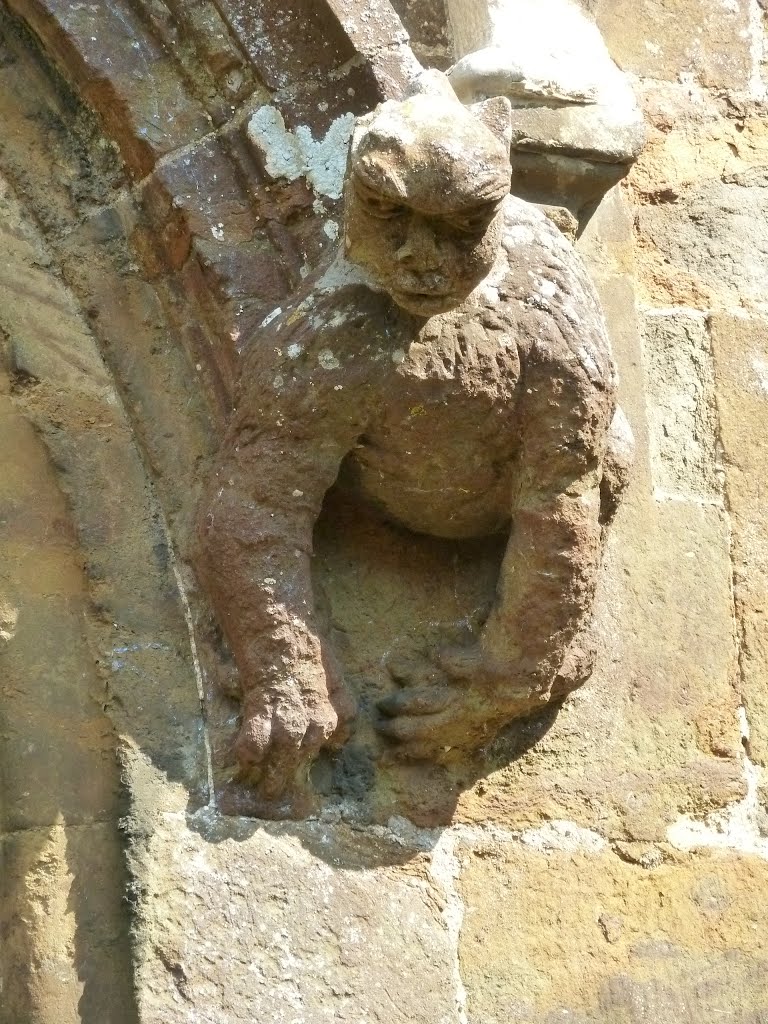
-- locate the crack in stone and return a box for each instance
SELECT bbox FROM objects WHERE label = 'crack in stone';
[171,561,217,809]
[428,830,469,1024]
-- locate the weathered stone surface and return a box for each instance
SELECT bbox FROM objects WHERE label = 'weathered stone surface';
[137,125,294,374]
[0,825,137,1024]
[459,842,768,1021]
[637,175,768,313]
[216,0,417,97]
[711,313,768,768]
[6,0,214,177]
[594,0,754,90]
[0,392,120,830]
[0,172,209,805]
[628,85,768,309]
[127,766,459,1024]
[1,823,137,1024]
[641,312,721,503]
[389,0,454,69]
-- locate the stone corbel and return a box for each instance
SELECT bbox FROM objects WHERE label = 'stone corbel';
[445,0,646,227]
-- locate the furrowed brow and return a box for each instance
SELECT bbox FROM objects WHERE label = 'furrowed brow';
[354,164,408,200]
[471,175,511,204]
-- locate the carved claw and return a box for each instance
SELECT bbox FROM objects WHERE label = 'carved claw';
[376,692,500,760]
[376,645,536,760]
[235,670,355,800]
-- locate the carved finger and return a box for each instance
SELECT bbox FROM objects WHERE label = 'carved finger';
[257,721,304,800]
[301,700,340,753]
[376,708,453,743]
[386,653,444,688]
[234,710,272,768]
[378,685,456,718]
[328,687,357,742]
[435,645,482,680]
[301,720,330,755]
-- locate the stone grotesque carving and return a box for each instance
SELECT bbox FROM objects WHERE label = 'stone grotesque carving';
[197,71,630,804]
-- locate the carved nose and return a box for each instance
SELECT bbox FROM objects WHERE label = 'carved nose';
[395,216,444,270]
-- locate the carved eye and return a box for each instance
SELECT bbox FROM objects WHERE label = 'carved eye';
[362,195,408,220]
[354,179,408,220]
[447,204,500,236]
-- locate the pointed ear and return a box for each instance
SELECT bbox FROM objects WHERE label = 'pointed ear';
[471,96,513,150]
[405,69,458,103]
[348,109,377,162]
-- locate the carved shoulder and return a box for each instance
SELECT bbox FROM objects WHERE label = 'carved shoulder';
[493,196,617,397]
[230,255,419,443]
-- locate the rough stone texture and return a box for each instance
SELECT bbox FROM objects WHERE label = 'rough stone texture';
[619,0,768,806]
[1,825,137,1024]
[0,353,137,1023]
[126,761,459,1024]
[459,842,768,1022]
[641,312,722,502]
[711,314,768,769]
[0,170,208,807]
[629,86,768,311]
[0,0,767,1021]
[638,174,768,313]
[594,0,755,91]
[389,0,454,69]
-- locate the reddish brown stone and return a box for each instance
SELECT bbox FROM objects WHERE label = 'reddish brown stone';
[7,0,213,177]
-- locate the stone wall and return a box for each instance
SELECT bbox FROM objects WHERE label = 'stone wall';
[0,1,767,1021]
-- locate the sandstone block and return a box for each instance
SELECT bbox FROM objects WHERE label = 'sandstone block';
[7,0,212,177]
[0,824,135,1024]
[594,0,753,91]
[130,810,460,1024]
[641,311,721,502]
[459,843,768,1021]
[636,174,768,312]
[710,313,768,768]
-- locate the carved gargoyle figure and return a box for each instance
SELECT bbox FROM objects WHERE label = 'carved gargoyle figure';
[197,71,631,803]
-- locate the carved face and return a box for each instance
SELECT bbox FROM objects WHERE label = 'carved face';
[344,90,512,317]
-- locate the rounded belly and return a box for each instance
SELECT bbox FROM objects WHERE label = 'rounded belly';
[342,447,512,539]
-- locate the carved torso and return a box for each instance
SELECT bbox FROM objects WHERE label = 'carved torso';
[234,197,613,540]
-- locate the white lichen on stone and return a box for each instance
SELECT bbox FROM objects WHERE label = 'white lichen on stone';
[318,349,340,370]
[247,107,356,200]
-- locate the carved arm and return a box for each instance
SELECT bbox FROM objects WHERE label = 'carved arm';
[196,408,357,796]
[476,340,615,699]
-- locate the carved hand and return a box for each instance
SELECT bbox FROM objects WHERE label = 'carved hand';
[236,645,355,800]
[376,646,539,761]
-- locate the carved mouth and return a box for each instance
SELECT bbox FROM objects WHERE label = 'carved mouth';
[392,287,457,312]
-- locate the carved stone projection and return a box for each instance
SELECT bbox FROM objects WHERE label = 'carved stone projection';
[445,0,646,223]
[197,70,632,815]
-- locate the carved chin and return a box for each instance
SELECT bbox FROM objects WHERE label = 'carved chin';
[390,288,463,316]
